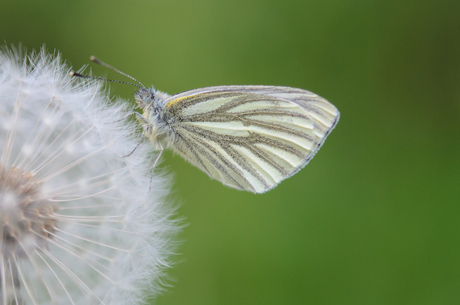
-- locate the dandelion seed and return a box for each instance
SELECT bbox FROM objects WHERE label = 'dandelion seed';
[0,47,179,305]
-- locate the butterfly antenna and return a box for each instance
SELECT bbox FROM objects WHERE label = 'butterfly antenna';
[69,71,143,89]
[90,56,145,88]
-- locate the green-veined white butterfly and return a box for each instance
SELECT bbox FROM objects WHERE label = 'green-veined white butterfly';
[72,58,339,194]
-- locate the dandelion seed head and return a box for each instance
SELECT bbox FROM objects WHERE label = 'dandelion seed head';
[0,46,179,305]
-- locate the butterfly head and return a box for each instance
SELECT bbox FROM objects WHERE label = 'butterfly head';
[134,87,155,108]
[134,87,171,109]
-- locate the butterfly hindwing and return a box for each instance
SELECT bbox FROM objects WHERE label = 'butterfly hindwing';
[163,85,339,193]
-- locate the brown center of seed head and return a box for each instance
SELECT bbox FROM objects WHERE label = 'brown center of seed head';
[0,166,58,257]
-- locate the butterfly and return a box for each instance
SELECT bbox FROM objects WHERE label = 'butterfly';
[72,58,340,193]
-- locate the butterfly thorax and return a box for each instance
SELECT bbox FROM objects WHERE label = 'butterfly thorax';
[134,88,175,150]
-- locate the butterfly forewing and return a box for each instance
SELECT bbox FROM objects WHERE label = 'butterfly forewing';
[163,86,339,193]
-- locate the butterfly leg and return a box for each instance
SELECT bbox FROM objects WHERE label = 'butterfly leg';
[123,126,149,158]
[134,112,150,124]
[113,110,137,123]
[151,144,163,169]
[148,143,164,192]
[122,112,153,158]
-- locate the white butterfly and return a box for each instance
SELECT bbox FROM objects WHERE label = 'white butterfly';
[73,58,340,193]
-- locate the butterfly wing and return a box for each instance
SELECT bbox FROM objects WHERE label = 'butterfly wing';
[163,85,339,193]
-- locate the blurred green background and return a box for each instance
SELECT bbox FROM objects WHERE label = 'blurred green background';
[2,0,459,304]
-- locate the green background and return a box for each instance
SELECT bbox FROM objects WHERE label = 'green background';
[2,0,459,304]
